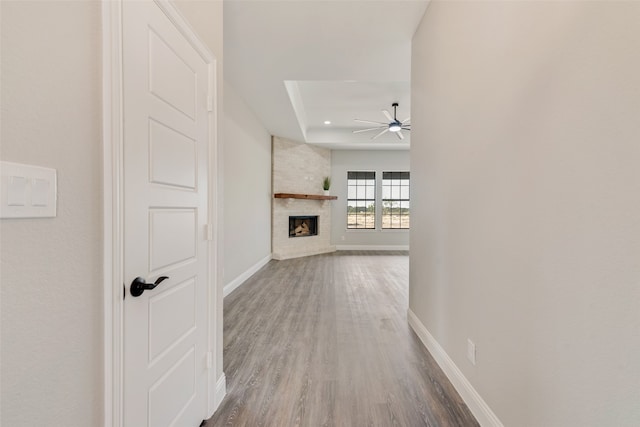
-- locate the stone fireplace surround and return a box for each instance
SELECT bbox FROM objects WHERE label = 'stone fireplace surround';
[272,136,336,260]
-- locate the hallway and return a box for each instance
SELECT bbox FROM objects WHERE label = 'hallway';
[206,251,478,426]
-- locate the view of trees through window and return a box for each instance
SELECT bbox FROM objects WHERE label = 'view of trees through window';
[347,171,375,229]
[382,171,410,229]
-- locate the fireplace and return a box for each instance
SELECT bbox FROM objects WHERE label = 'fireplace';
[289,216,318,238]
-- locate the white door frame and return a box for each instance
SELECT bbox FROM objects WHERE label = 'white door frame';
[102,1,223,425]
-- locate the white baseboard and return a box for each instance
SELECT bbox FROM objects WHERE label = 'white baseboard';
[223,254,272,297]
[336,244,409,251]
[214,373,226,411]
[206,372,226,419]
[407,309,503,427]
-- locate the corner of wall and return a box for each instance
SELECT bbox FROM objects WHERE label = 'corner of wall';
[223,254,272,297]
[407,309,504,427]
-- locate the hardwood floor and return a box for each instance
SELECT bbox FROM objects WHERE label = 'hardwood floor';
[205,251,479,427]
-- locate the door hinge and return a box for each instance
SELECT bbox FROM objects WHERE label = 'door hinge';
[205,224,213,241]
[206,352,213,369]
[207,95,213,112]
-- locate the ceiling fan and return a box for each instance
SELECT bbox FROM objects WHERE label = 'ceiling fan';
[353,103,411,140]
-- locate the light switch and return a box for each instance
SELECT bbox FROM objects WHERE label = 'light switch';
[1,161,57,218]
[7,176,27,206]
[31,178,50,206]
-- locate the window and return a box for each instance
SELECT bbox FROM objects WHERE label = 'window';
[382,171,410,229]
[347,171,375,229]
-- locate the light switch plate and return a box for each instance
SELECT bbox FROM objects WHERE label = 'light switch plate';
[7,176,27,206]
[1,161,57,218]
[31,178,50,206]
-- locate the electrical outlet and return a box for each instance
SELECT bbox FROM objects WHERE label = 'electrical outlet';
[341,235,346,241]
[467,339,476,365]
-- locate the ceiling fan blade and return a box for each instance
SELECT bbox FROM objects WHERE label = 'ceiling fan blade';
[396,131,404,140]
[353,127,384,134]
[382,110,393,121]
[354,119,388,125]
[402,117,411,124]
[401,126,411,131]
[372,128,389,140]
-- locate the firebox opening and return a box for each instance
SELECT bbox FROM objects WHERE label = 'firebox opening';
[289,216,318,238]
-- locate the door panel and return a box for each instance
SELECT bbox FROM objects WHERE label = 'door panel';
[122,1,211,426]
[148,278,197,363]
[149,208,197,272]
[149,119,197,189]
[148,28,197,119]
[148,347,196,427]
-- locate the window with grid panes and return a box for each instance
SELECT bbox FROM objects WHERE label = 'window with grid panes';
[347,171,375,229]
[382,171,410,229]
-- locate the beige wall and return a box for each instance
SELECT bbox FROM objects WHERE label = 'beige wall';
[410,1,640,426]
[222,81,271,286]
[0,1,103,425]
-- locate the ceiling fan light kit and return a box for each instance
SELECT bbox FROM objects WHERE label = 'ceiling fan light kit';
[389,123,402,132]
[353,102,411,140]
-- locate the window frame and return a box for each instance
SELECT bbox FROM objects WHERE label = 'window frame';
[346,171,376,230]
[381,171,410,230]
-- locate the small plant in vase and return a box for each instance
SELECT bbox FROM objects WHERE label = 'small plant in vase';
[322,176,331,195]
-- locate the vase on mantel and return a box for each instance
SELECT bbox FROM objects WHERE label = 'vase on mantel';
[322,177,331,196]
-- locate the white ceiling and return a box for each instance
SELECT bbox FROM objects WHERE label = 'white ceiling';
[224,0,430,150]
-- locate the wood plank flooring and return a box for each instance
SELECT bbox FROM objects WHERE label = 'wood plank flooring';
[205,251,479,427]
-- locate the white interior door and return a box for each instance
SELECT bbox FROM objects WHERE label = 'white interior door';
[122,1,211,426]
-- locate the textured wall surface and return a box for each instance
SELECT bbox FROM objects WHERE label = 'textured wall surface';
[410,2,640,426]
[272,137,334,259]
[0,1,103,425]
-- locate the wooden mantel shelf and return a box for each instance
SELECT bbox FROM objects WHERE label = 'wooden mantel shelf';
[274,193,338,201]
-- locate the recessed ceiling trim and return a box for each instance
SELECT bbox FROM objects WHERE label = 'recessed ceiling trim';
[284,80,309,141]
[225,1,428,149]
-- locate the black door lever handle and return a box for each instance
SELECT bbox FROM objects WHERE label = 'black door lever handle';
[130,276,169,297]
